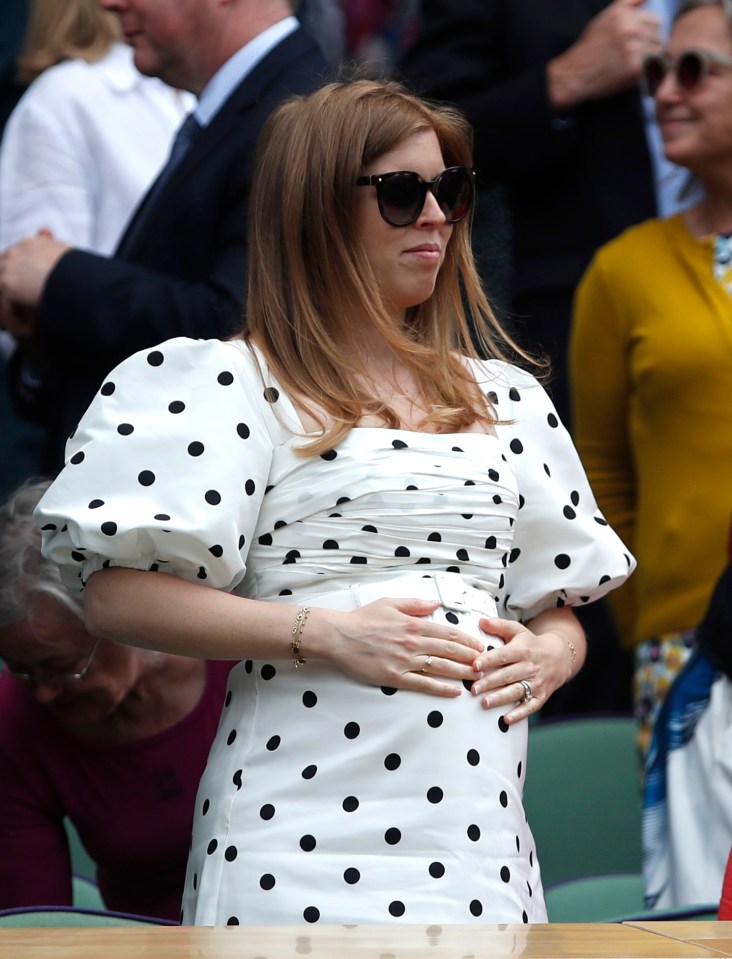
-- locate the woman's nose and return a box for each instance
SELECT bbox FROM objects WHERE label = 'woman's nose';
[417,188,447,225]
[655,64,682,103]
[32,676,66,704]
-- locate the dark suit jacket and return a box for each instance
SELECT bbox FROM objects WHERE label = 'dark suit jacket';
[697,564,732,680]
[398,0,657,301]
[21,26,328,471]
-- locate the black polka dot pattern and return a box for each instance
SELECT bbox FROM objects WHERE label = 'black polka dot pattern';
[35,340,634,927]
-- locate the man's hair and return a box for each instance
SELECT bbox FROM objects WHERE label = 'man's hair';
[244,79,531,455]
[0,479,82,629]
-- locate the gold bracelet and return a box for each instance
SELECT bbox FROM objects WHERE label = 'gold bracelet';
[567,639,577,673]
[291,606,310,668]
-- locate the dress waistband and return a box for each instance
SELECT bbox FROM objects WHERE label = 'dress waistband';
[300,571,498,618]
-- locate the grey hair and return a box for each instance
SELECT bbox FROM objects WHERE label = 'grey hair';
[675,0,732,27]
[0,478,83,630]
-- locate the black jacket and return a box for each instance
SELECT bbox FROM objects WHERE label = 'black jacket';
[398,0,657,300]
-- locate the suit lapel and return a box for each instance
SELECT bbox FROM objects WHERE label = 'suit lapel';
[150,29,324,189]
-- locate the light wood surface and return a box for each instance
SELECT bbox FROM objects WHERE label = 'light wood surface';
[626,921,732,957]
[1,922,730,959]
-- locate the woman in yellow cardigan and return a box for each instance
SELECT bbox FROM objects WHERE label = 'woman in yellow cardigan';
[570,0,732,761]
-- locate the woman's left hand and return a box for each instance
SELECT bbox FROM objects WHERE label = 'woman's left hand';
[470,607,586,723]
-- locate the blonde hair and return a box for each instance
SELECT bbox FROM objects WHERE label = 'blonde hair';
[245,79,531,456]
[17,0,119,84]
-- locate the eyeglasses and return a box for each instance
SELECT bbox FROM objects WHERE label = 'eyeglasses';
[356,166,475,227]
[641,48,732,97]
[3,636,101,686]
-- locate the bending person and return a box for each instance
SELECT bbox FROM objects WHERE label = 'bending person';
[37,79,634,926]
[0,479,233,921]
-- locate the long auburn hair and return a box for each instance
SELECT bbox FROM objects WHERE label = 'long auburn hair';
[244,79,532,456]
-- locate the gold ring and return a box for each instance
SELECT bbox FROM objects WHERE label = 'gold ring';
[422,655,433,673]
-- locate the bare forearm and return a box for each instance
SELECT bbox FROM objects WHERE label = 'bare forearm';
[84,567,311,662]
[83,567,486,698]
[525,606,586,683]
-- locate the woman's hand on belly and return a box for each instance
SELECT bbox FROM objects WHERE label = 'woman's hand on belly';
[469,607,586,722]
[315,598,484,697]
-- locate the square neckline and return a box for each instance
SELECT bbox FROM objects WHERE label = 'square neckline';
[226,338,500,444]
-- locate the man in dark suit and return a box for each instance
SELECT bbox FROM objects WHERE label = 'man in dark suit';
[399,0,663,427]
[0,0,328,471]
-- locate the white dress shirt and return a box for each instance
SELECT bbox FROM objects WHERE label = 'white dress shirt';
[193,16,299,127]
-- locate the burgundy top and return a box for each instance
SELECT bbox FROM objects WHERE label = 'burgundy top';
[0,660,233,921]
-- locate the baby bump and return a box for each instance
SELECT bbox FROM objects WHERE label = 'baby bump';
[207,573,528,822]
[188,574,536,925]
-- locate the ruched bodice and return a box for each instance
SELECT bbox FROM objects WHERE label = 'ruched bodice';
[243,428,516,604]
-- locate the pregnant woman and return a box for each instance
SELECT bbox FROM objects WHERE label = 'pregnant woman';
[37,79,634,925]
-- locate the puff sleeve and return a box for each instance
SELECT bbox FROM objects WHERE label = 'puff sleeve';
[36,338,283,595]
[482,361,636,621]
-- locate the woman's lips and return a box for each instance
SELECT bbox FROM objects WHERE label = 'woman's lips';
[404,243,441,260]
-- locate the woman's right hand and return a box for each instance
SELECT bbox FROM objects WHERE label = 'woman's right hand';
[83,569,483,697]
[312,598,484,696]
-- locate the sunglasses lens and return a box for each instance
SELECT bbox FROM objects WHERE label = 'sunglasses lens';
[373,168,474,226]
[436,168,474,223]
[677,51,704,90]
[379,173,424,226]
[643,56,666,96]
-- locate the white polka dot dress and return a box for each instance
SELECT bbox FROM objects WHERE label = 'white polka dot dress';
[37,337,636,926]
